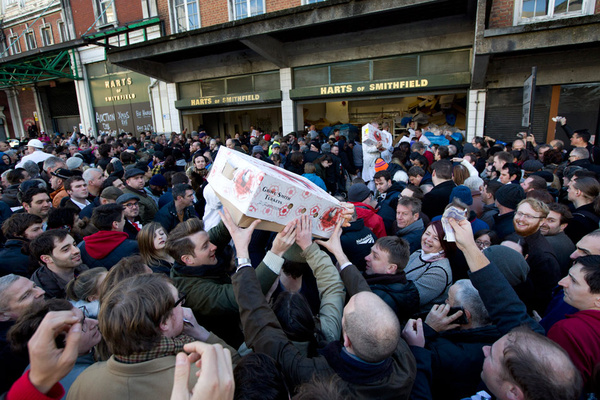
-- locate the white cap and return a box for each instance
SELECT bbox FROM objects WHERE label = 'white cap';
[27,139,44,149]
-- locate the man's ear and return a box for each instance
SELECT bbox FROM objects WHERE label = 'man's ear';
[387,263,398,275]
[181,254,193,266]
[112,220,119,230]
[342,331,352,350]
[40,254,52,265]
[506,384,524,400]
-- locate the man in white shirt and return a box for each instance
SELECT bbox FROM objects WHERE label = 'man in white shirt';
[15,139,53,168]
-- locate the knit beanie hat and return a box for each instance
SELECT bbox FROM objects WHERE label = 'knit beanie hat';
[348,184,371,203]
[483,245,530,286]
[495,184,525,210]
[450,185,473,206]
[374,158,389,172]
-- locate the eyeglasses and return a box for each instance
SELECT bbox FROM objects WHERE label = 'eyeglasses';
[475,240,491,248]
[123,202,139,208]
[78,305,90,332]
[515,211,544,221]
[174,293,186,308]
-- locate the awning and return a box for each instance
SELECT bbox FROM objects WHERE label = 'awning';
[0,39,86,89]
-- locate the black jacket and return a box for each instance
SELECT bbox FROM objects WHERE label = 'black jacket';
[492,211,515,240]
[340,219,377,271]
[31,264,89,299]
[154,201,197,233]
[409,262,544,399]
[366,273,420,322]
[422,180,456,219]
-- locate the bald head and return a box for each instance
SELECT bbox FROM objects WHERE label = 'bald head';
[343,292,400,363]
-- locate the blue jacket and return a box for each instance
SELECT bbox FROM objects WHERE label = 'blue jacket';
[154,201,197,233]
[0,239,33,277]
[302,173,327,192]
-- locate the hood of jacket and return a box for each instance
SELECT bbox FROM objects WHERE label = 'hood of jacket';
[396,218,424,236]
[83,231,129,259]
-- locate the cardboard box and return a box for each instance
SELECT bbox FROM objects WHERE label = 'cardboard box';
[207,146,344,238]
[361,123,384,147]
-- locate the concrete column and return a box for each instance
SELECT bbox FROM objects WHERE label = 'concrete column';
[71,50,97,137]
[280,68,295,134]
[5,88,24,139]
[165,82,180,133]
[466,89,486,141]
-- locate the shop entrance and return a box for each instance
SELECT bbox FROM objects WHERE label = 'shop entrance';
[299,91,468,142]
[181,104,282,139]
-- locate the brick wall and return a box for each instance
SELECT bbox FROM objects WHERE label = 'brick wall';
[72,0,144,37]
[595,0,600,14]
[489,0,514,29]
[267,0,300,13]
[0,91,15,139]
[3,11,64,53]
[17,90,37,132]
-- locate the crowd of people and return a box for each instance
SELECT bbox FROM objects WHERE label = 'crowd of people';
[0,117,599,400]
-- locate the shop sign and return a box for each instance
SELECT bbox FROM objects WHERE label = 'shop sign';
[87,63,153,134]
[289,73,470,99]
[175,90,282,109]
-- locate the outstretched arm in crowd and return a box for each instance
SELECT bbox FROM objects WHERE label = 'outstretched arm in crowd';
[7,311,82,400]
[232,220,337,389]
[295,215,345,343]
[448,218,543,335]
[181,210,283,316]
[315,218,371,296]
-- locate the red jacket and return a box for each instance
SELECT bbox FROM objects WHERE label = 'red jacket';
[351,202,386,238]
[7,370,64,400]
[548,309,600,389]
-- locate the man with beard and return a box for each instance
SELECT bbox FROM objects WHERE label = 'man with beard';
[540,203,576,276]
[512,199,561,315]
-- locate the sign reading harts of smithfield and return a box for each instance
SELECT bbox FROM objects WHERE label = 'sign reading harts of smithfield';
[289,73,470,100]
[175,90,282,109]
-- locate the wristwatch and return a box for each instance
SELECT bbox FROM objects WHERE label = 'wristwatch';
[236,257,251,266]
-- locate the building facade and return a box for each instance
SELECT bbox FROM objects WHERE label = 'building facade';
[0,0,598,144]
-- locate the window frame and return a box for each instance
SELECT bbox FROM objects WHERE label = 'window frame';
[40,25,53,46]
[57,20,68,42]
[24,30,36,51]
[95,0,118,28]
[514,0,595,25]
[8,34,21,55]
[229,0,265,20]
[171,0,201,33]
[302,0,326,4]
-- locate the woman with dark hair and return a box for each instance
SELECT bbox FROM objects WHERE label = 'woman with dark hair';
[314,154,334,194]
[474,229,500,251]
[187,153,209,218]
[404,220,454,312]
[285,152,304,176]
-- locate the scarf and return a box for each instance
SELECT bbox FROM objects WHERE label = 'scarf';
[420,249,446,262]
[114,334,196,364]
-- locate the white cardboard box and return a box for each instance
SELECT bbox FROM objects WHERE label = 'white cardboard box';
[207,146,344,238]
[361,123,384,147]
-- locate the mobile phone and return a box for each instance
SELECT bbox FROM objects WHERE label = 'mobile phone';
[449,306,469,325]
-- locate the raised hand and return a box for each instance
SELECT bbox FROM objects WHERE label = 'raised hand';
[271,219,297,257]
[171,342,234,400]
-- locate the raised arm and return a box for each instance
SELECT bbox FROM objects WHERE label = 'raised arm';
[295,216,344,343]
[449,218,543,335]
